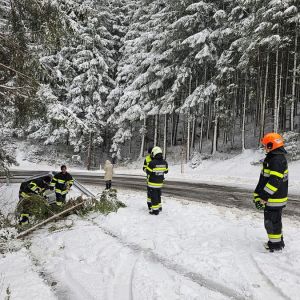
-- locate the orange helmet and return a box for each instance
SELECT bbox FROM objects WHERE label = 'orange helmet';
[260,132,284,151]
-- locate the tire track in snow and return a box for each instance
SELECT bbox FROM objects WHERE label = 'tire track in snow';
[242,228,291,300]
[249,254,292,300]
[87,217,247,300]
[27,249,70,300]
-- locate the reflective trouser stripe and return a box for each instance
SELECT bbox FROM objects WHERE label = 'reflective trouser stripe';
[151,204,160,211]
[21,213,29,217]
[268,233,282,243]
[56,201,63,206]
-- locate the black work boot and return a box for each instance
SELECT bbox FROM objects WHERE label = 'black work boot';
[149,210,159,215]
[264,241,283,252]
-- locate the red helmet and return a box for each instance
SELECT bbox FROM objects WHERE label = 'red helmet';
[261,133,284,151]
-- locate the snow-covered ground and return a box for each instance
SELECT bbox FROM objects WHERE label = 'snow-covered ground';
[1,186,300,300]
[11,148,300,195]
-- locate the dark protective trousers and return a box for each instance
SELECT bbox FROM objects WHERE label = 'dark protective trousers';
[56,193,66,203]
[264,207,284,249]
[147,186,152,209]
[106,180,112,189]
[149,188,161,212]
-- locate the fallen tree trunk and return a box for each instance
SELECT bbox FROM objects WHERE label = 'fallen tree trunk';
[16,201,85,239]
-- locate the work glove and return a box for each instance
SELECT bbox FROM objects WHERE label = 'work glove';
[254,199,265,210]
[253,194,265,210]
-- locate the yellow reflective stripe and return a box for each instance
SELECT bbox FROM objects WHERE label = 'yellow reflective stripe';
[284,169,288,174]
[21,213,29,217]
[269,171,284,178]
[30,182,38,191]
[148,182,163,186]
[68,180,74,184]
[21,192,30,198]
[52,177,58,181]
[268,234,282,239]
[265,183,278,192]
[264,169,271,174]
[57,179,65,183]
[55,189,68,195]
[146,166,153,172]
[268,197,288,203]
[151,204,160,209]
[253,193,259,197]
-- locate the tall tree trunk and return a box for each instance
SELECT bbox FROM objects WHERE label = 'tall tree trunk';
[139,116,146,157]
[212,100,218,155]
[242,74,247,151]
[154,114,158,145]
[273,49,279,132]
[276,57,283,132]
[231,72,238,147]
[191,115,196,150]
[86,132,93,170]
[260,53,269,139]
[173,114,179,146]
[163,114,167,158]
[187,111,190,161]
[291,30,298,131]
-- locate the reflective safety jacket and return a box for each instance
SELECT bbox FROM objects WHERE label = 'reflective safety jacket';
[146,154,168,188]
[50,172,74,195]
[254,147,288,209]
[19,178,49,198]
[143,154,152,172]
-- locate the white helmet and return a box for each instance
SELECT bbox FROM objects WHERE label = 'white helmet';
[151,146,162,157]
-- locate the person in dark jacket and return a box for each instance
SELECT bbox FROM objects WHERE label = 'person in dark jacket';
[146,146,168,215]
[143,146,153,210]
[18,175,52,225]
[253,132,288,252]
[50,165,74,206]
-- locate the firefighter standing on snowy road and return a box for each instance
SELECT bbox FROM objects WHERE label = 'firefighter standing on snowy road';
[146,146,168,215]
[50,165,74,206]
[143,146,153,210]
[253,133,288,252]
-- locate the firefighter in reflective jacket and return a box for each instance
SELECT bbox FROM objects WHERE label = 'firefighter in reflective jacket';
[254,133,288,252]
[18,175,52,225]
[143,146,153,210]
[146,146,168,215]
[50,165,74,206]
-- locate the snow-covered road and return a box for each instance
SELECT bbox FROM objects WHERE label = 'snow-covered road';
[1,187,300,299]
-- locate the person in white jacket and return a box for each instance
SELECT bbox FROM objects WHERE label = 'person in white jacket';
[104,160,113,189]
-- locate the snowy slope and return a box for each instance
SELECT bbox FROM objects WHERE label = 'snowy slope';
[1,188,299,299]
